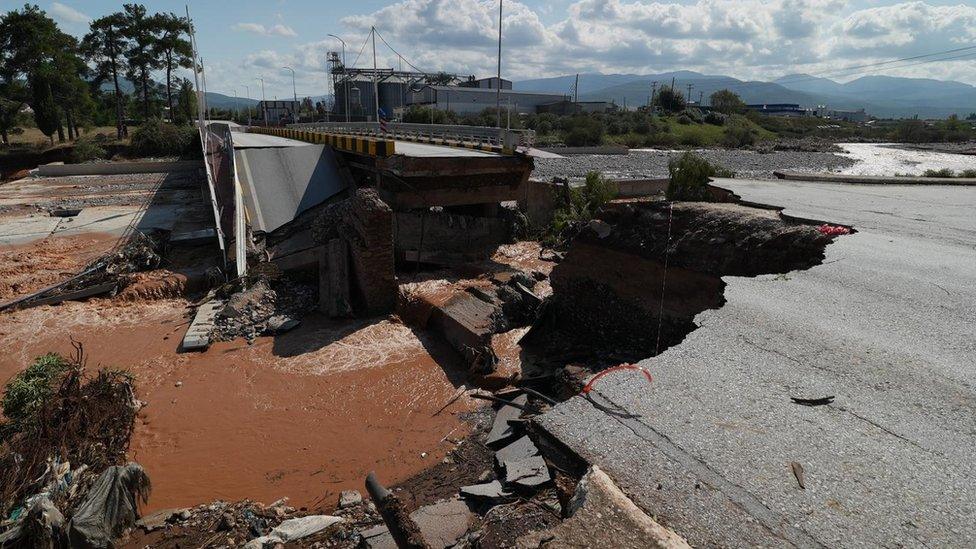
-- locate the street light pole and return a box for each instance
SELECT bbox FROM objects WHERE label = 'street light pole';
[282,66,297,122]
[371,27,379,124]
[328,34,349,123]
[495,0,503,129]
[232,88,240,122]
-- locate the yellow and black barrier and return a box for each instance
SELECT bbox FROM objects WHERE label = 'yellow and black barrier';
[250,126,397,158]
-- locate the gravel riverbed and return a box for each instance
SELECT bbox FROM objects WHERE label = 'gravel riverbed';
[531,149,856,181]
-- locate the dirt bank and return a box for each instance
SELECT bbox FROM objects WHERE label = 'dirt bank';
[0,298,475,513]
[0,231,119,301]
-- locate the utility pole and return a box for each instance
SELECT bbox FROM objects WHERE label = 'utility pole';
[232,88,239,121]
[686,83,694,104]
[669,76,676,111]
[574,73,579,105]
[699,90,704,106]
[495,0,503,129]
[257,76,266,123]
[185,6,205,130]
[371,26,379,124]
[328,34,349,123]
[650,81,658,108]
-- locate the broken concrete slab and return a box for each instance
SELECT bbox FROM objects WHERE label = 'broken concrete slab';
[181,298,225,351]
[460,480,511,500]
[359,524,396,549]
[503,455,551,489]
[486,394,527,447]
[517,466,689,549]
[409,497,474,548]
[494,435,539,467]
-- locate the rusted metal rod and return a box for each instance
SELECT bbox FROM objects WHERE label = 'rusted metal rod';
[364,472,430,549]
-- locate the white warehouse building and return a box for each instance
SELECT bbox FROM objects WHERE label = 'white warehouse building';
[406,85,570,115]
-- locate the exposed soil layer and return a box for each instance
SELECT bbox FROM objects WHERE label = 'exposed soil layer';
[0,299,476,513]
[523,201,837,364]
[0,232,119,301]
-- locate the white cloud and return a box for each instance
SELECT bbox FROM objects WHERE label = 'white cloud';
[50,2,90,25]
[232,22,298,38]
[208,0,976,99]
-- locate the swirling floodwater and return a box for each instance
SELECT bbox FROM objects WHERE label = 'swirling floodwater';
[837,143,976,176]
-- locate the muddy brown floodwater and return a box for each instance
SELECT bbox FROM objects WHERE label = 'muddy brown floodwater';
[0,231,120,302]
[0,298,474,513]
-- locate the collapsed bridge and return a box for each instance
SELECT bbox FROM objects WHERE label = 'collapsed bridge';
[201,121,536,316]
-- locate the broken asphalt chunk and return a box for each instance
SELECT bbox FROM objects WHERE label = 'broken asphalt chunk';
[503,455,552,488]
[485,394,527,448]
[494,435,539,467]
[460,480,511,500]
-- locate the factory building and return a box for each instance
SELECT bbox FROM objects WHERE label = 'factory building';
[406,86,570,115]
[258,100,301,124]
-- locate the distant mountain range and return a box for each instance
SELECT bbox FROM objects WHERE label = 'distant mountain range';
[514,71,976,119]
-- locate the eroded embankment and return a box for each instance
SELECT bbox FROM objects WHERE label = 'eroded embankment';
[522,201,841,366]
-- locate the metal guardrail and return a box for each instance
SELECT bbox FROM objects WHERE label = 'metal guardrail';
[288,121,535,153]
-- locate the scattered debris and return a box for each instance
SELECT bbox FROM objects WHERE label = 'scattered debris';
[791,461,806,489]
[791,395,835,407]
[817,224,852,236]
[243,514,343,548]
[68,463,152,548]
[212,273,316,343]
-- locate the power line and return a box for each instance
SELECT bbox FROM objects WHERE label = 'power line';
[349,32,371,68]
[692,46,976,99]
[778,44,976,85]
[372,28,428,75]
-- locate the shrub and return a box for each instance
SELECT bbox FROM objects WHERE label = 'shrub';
[130,117,197,157]
[1,353,69,432]
[680,108,704,124]
[70,136,107,163]
[677,114,693,125]
[562,115,605,146]
[704,111,727,126]
[923,168,954,177]
[679,132,704,147]
[644,132,678,148]
[961,169,976,178]
[667,152,732,201]
[721,117,757,148]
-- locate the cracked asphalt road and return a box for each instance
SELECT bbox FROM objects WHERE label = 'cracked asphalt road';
[537,179,976,547]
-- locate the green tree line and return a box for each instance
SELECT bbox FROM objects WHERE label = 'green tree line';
[0,3,195,146]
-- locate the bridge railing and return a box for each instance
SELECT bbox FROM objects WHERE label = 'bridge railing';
[288,121,535,151]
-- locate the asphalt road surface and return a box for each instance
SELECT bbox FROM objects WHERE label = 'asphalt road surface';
[538,179,976,548]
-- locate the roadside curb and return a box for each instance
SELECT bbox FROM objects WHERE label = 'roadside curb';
[773,170,976,185]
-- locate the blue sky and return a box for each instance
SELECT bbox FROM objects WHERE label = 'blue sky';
[5,0,976,99]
